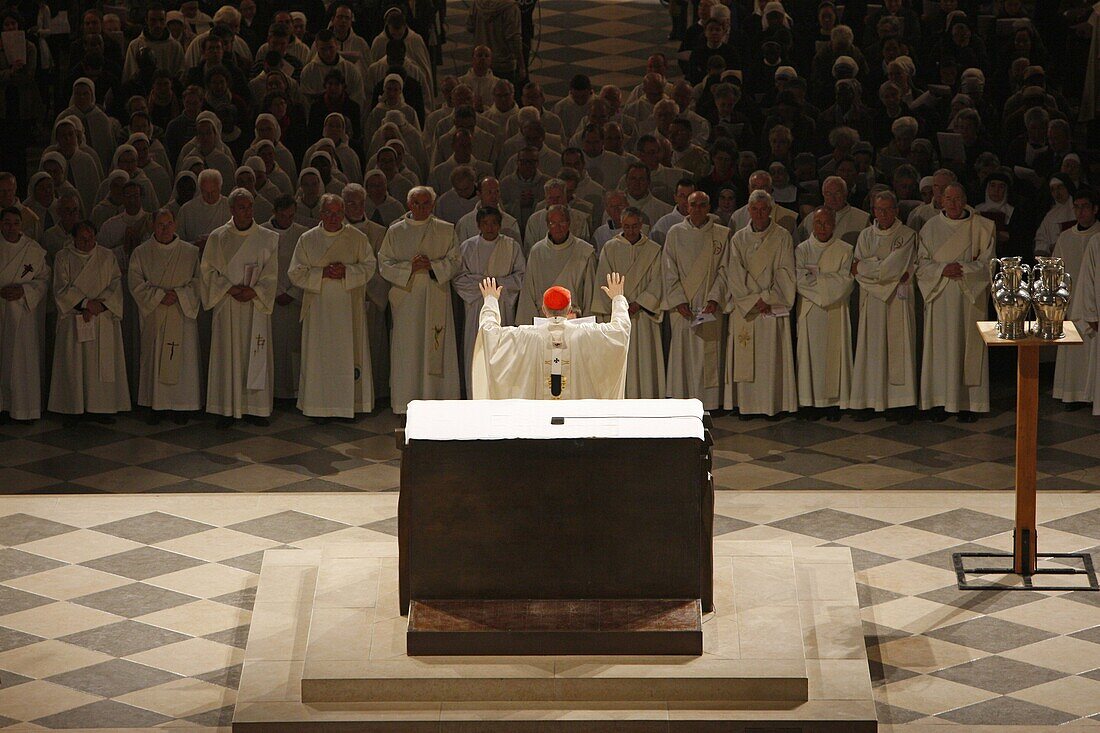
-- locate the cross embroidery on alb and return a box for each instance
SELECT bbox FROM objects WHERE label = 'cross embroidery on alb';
[433,326,443,349]
[166,341,179,359]
[737,327,752,347]
[21,264,32,276]
[254,335,266,350]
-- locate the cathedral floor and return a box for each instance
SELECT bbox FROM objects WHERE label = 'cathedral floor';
[0,490,1098,729]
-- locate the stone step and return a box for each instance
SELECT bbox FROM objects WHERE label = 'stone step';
[406,598,703,656]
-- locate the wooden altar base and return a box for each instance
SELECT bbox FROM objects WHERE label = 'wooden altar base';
[407,598,703,656]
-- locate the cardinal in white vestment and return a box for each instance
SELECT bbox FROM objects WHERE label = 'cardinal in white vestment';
[916,184,995,420]
[594,208,665,399]
[516,206,597,324]
[289,194,375,418]
[472,273,630,400]
[0,210,50,420]
[849,192,918,416]
[201,189,280,425]
[663,193,728,410]
[263,197,307,401]
[1072,231,1100,415]
[1051,190,1100,407]
[378,187,462,414]
[48,222,131,418]
[128,211,203,416]
[452,206,526,393]
[720,191,798,416]
[795,208,855,415]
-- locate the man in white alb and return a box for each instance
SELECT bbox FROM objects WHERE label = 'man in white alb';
[849,190,918,421]
[916,182,995,421]
[471,273,630,399]
[201,188,280,426]
[289,194,375,420]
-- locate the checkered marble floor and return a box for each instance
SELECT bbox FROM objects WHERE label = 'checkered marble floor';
[2,368,1098,494]
[0,491,1098,729]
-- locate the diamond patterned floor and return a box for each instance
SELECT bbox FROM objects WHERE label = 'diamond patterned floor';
[2,364,1098,494]
[0,491,1096,729]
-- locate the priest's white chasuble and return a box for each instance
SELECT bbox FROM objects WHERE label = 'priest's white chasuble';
[849,221,918,410]
[795,236,854,408]
[594,233,665,399]
[48,245,131,414]
[0,236,49,420]
[916,209,995,412]
[722,222,798,415]
[201,221,280,418]
[289,224,376,417]
[379,215,462,414]
[471,293,630,399]
[128,237,203,410]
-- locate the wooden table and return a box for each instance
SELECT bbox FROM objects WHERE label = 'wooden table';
[977,321,1084,575]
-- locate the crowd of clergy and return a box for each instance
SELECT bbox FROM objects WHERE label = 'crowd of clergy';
[3,0,1100,426]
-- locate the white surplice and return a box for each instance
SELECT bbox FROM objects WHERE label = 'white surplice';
[721,222,798,415]
[452,234,526,390]
[849,221,918,410]
[0,236,50,419]
[1052,223,1100,403]
[289,224,375,417]
[471,293,630,399]
[201,221,280,418]
[1071,233,1100,414]
[516,235,597,324]
[594,233,665,399]
[128,237,203,410]
[916,209,995,413]
[378,215,462,414]
[795,236,855,408]
[48,245,131,414]
[663,217,729,410]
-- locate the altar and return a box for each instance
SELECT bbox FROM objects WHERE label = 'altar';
[397,399,714,656]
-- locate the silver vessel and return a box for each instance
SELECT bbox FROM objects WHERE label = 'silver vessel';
[1031,256,1071,340]
[990,256,1031,339]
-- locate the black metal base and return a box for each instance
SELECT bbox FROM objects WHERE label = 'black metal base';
[952,552,1099,591]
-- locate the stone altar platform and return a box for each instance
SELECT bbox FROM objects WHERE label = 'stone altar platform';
[232,537,875,731]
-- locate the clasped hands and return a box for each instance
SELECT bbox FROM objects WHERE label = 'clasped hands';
[160,289,178,306]
[229,284,258,302]
[323,262,346,279]
[942,262,964,280]
[676,299,723,319]
[81,298,106,322]
[411,254,432,273]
